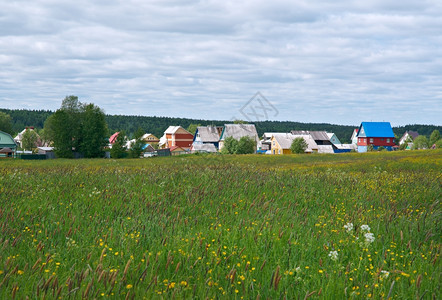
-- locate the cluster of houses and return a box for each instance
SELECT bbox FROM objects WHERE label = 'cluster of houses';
[0,121,424,158]
[108,121,403,156]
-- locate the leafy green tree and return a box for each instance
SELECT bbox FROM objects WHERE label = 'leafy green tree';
[110,131,127,159]
[290,137,308,154]
[429,130,440,146]
[221,136,239,154]
[187,123,201,135]
[22,129,39,151]
[412,135,429,150]
[44,96,108,158]
[45,109,73,158]
[236,136,256,154]
[80,104,108,158]
[128,139,144,158]
[0,111,13,134]
[435,139,442,149]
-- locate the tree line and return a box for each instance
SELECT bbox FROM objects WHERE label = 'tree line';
[1,102,442,144]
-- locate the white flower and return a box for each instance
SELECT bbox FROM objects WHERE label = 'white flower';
[328,250,339,261]
[364,232,375,244]
[361,225,371,232]
[380,270,389,280]
[343,223,353,232]
[295,267,301,273]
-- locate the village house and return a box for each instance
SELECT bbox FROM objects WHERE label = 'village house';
[192,126,222,150]
[399,131,419,145]
[219,124,259,152]
[14,127,43,149]
[270,133,318,154]
[140,133,160,148]
[356,122,396,152]
[0,131,18,158]
[351,129,359,145]
[159,126,194,150]
[291,130,332,146]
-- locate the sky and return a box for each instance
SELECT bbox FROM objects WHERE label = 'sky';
[0,0,441,126]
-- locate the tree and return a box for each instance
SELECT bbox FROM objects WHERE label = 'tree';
[221,136,239,154]
[237,136,256,154]
[110,131,127,159]
[0,111,13,134]
[80,104,108,158]
[290,137,308,154]
[128,138,144,158]
[187,123,201,135]
[44,96,108,158]
[21,129,39,151]
[45,109,73,158]
[429,130,440,146]
[412,135,429,150]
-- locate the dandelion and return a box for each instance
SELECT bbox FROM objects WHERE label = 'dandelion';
[126,284,133,289]
[180,281,187,287]
[328,251,339,261]
[361,225,371,232]
[344,223,353,232]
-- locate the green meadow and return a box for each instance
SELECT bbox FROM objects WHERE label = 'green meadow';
[0,150,440,299]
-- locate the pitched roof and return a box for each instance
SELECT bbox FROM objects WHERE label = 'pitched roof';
[170,146,186,152]
[196,126,220,142]
[164,126,192,135]
[406,131,419,139]
[291,130,330,141]
[358,122,394,138]
[273,134,318,152]
[191,143,218,153]
[109,132,119,143]
[221,124,259,141]
[0,147,13,153]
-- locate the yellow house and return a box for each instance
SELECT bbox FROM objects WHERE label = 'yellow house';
[270,133,318,154]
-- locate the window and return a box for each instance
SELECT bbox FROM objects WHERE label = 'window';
[358,138,361,143]
[387,138,390,143]
[364,138,366,143]
[380,138,384,141]
[369,138,374,143]
[278,149,281,154]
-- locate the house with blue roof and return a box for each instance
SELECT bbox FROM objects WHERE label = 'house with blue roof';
[356,122,396,152]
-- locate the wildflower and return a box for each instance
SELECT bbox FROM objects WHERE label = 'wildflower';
[168,282,175,288]
[361,225,371,232]
[344,223,353,232]
[364,233,375,244]
[328,251,339,261]
[295,267,301,273]
[380,270,389,280]
[180,281,187,287]
[126,284,133,289]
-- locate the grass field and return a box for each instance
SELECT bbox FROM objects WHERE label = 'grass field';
[0,150,440,299]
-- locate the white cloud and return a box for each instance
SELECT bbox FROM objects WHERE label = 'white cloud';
[0,0,441,125]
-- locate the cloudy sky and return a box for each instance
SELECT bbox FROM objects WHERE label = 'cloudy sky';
[1,0,441,125]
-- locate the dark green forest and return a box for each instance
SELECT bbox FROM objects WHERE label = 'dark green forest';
[1,108,440,143]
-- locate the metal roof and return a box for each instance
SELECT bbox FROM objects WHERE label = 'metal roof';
[196,126,220,142]
[220,124,259,142]
[357,122,395,138]
[191,143,218,153]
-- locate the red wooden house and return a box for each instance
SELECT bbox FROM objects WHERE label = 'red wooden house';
[159,126,194,150]
[356,122,396,152]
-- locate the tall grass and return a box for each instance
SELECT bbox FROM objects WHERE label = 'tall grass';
[0,150,440,298]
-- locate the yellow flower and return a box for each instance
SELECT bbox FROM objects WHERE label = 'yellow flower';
[114,252,119,255]
[126,284,133,289]
[180,281,187,287]
[168,282,175,288]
